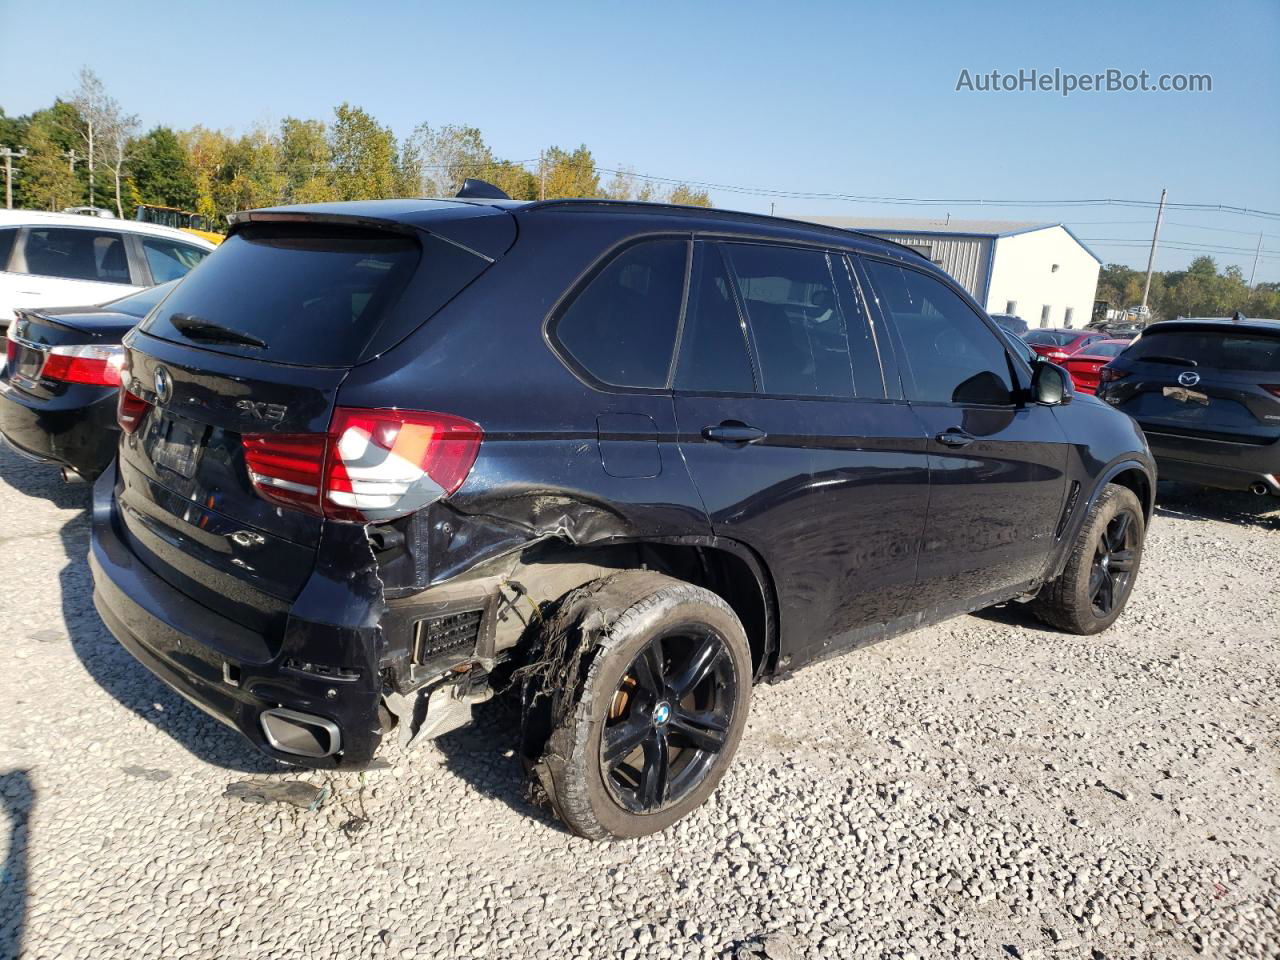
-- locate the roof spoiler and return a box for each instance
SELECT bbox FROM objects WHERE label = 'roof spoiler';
[455,178,510,200]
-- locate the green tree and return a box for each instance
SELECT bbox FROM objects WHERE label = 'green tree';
[178,126,233,225]
[128,126,198,209]
[541,145,600,199]
[329,104,397,201]
[19,113,80,211]
[280,117,335,203]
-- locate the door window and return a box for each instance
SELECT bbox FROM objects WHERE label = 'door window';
[722,243,865,399]
[675,244,756,393]
[552,239,688,389]
[864,259,1015,406]
[21,227,133,284]
[142,237,209,283]
[0,228,17,271]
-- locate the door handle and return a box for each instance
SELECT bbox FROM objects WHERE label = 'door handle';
[703,422,767,444]
[935,429,975,447]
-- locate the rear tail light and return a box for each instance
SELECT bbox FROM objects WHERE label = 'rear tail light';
[243,407,483,523]
[1099,366,1130,383]
[40,344,126,386]
[116,386,152,434]
[4,326,16,370]
[1263,385,1280,399]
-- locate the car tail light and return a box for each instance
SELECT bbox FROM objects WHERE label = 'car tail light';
[116,386,152,434]
[40,344,126,386]
[1263,385,1280,399]
[4,326,17,369]
[243,407,483,523]
[1046,350,1069,363]
[1099,366,1129,382]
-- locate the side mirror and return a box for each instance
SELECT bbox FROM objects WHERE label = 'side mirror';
[1031,360,1072,405]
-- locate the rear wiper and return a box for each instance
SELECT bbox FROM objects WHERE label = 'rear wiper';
[1138,354,1197,366]
[169,313,268,349]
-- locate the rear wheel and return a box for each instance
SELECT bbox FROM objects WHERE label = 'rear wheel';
[1030,484,1145,634]
[535,572,752,840]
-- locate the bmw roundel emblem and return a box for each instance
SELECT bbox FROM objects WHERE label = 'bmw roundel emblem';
[1177,371,1200,387]
[154,366,172,404]
[652,702,671,726]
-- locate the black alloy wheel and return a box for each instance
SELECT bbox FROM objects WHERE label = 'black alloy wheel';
[1089,509,1138,617]
[600,630,738,814]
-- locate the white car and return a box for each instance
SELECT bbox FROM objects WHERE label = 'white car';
[0,210,216,331]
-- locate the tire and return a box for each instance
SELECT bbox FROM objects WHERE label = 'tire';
[1030,483,1145,635]
[532,571,752,840]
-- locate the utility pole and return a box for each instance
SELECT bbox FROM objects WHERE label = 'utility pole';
[538,151,546,201]
[1140,188,1167,322]
[0,146,28,209]
[1249,231,1263,288]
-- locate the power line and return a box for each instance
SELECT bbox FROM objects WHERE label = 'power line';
[584,164,1280,221]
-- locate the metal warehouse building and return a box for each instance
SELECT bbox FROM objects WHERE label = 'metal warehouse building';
[801,217,1102,329]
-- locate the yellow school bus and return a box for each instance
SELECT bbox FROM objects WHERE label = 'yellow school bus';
[134,205,223,245]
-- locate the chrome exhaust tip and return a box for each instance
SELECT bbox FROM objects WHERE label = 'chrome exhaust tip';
[260,708,341,758]
[1249,482,1270,496]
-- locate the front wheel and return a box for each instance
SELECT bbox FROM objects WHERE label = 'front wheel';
[1030,483,1146,634]
[536,572,752,840]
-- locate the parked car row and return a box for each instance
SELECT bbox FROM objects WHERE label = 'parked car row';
[0,210,214,332]
[0,190,1269,841]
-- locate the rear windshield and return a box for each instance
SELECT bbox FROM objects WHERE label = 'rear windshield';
[139,223,480,366]
[1127,329,1280,373]
[105,279,179,319]
[1024,329,1077,346]
[1087,341,1127,359]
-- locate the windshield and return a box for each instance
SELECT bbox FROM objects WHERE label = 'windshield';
[104,280,179,319]
[1024,330,1077,346]
[1126,330,1280,372]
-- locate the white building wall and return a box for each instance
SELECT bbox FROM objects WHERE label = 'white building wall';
[863,232,992,298]
[984,227,1100,329]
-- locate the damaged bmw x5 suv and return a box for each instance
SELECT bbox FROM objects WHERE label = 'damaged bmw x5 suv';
[90,188,1156,839]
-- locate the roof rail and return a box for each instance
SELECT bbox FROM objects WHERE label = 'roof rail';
[520,198,929,260]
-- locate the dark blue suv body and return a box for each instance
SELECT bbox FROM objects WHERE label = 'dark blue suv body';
[89,195,1156,838]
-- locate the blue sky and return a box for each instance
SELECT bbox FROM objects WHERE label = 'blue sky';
[2,0,1278,281]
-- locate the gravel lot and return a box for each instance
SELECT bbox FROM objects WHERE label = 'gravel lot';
[1,444,1277,960]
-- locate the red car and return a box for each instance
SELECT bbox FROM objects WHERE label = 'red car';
[1061,339,1132,394]
[1023,328,1112,363]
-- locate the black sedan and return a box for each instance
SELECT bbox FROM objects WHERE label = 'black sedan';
[1,281,176,480]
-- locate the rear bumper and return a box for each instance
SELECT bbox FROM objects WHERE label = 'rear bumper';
[1142,427,1280,493]
[89,464,385,768]
[0,379,119,479]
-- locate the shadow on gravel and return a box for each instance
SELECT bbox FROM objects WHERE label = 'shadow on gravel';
[1153,481,1280,531]
[433,696,569,834]
[0,450,277,774]
[0,770,33,960]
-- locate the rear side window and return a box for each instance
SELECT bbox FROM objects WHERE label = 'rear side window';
[722,243,861,398]
[553,239,687,389]
[865,259,1014,405]
[142,236,208,283]
[140,223,466,366]
[0,228,16,270]
[675,244,756,393]
[22,227,132,284]
[1126,330,1280,373]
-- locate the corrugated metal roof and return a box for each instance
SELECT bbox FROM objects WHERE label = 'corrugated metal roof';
[795,216,1054,237]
